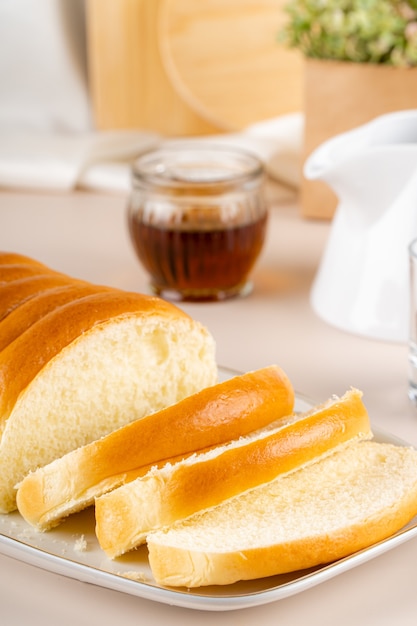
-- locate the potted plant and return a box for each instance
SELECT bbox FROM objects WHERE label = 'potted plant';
[281,0,417,66]
[280,0,417,218]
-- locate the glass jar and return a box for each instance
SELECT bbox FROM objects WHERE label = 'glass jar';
[127,144,268,302]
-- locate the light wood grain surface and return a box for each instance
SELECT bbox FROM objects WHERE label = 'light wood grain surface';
[159,0,303,130]
[86,0,219,136]
[86,0,303,135]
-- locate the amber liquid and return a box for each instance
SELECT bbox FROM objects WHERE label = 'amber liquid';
[129,213,268,301]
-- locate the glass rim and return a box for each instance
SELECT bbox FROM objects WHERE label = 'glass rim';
[131,143,264,190]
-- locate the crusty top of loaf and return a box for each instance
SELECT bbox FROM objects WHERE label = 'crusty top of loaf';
[0,252,193,431]
[0,283,109,351]
[0,251,217,513]
[0,252,49,267]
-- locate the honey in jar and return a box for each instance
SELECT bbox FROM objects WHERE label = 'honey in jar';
[127,145,268,302]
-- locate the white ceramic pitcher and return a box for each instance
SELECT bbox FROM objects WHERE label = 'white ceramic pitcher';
[305,109,417,343]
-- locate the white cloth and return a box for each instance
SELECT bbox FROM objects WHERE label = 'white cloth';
[0,130,159,192]
[0,114,304,194]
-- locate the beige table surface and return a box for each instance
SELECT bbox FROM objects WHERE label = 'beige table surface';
[0,183,416,625]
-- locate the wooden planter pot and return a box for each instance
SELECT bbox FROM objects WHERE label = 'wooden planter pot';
[302,59,417,219]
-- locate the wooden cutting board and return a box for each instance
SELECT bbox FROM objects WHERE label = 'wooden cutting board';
[87,0,302,135]
[86,0,220,136]
[158,0,303,131]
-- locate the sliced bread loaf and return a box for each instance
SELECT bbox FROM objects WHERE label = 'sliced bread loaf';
[16,365,294,527]
[0,252,217,512]
[95,388,371,558]
[147,440,417,587]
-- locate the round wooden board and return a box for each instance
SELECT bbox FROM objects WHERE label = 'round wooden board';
[158,0,303,131]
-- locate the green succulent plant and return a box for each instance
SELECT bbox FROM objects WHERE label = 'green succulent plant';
[281,0,417,66]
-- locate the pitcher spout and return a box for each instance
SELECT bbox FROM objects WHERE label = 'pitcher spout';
[304,110,417,226]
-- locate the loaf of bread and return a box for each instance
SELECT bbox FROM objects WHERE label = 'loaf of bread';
[16,365,295,528]
[0,251,217,513]
[95,388,371,558]
[147,440,417,587]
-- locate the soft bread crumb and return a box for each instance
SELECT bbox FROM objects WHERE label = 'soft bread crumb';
[94,388,370,559]
[119,571,149,583]
[146,441,417,587]
[0,314,216,513]
[16,527,36,541]
[73,534,88,552]
[148,442,417,551]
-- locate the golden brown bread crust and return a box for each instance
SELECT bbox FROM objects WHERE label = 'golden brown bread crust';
[0,254,73,321]
[0,289,191,430]
[0,275,79,321]
[0,252,49,267]
[1,250,218,512]
[147,442,417,587]
[0,263,56,283]
[0,283,112,351]
[16,366,294,528]
[94,388,371,557]
[0,249,194,432]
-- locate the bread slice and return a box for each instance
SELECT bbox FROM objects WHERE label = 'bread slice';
[0,252,217,513]
[16,365,294,527]
[95,388,371,558]
[147,440,417,587]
